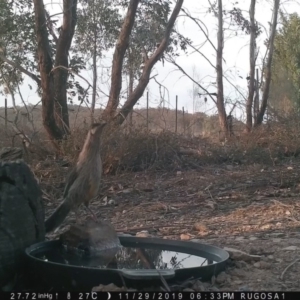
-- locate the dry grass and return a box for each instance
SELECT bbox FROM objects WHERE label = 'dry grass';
[101,128,183,174]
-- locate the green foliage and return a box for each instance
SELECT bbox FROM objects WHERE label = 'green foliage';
[270,13,300,110]
[0,0,37,94]
[124,0,187,82]
[75,0,121,59]
[124,0,171,79]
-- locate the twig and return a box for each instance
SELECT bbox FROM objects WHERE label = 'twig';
[156,269,171,292]
[280,258,300,280]
[168,58,217,105]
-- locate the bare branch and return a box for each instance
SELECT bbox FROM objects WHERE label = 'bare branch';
[181,8,218,53]
[169,57,217,105]
[51,65,92,89]
[175,31,216,69]
[0,54,41,86]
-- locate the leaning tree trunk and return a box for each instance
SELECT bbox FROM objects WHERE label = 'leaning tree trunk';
[53,0,78,134]
[0,161,45,288]
[255,0,280,126]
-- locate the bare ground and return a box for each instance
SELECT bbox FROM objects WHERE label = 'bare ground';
[40,160,300,291]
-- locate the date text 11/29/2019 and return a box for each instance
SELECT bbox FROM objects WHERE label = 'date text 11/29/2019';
[116,292,286,300]
[6,292,289,300]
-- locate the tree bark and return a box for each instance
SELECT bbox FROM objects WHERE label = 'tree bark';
[114,0,184,124]
[90,0,98,123]
[253,68,260,122]
[255,0,280,126]
[33,0,64,144]
[216,0,228,135]
[104,0,141,118]
[53,0,78,134]
[246,0,256,132]
[128,48,134,129]
[91,27,98,123]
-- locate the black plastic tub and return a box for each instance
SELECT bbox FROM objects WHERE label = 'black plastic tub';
[25,236,229,291]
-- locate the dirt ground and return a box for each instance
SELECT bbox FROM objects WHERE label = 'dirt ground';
[41,159,300,291]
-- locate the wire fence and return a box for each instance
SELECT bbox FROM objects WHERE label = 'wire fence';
[1,92,244,141]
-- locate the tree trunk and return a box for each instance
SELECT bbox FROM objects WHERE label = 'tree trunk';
[91,0,98,123]
[53,0,78,134]
[255,0,280,126]
[128,48,134,129]
[33,0,64,145]
[104,0,141,118]
[216,0,228,135]
[91,31,98,123]
[246,0,257,132]
[253,68,260,122]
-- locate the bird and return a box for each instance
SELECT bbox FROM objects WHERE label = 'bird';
[45,121,107,233]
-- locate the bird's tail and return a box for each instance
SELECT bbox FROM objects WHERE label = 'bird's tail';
[45,198,73,233]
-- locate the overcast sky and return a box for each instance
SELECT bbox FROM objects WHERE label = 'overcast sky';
[3,0,300,120]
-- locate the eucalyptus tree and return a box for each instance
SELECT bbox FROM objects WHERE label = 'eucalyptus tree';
[103,0,185,124]
[0,0,37,99]
[74,0,121,120]
[0,0,78,148]
[0,0,184,150]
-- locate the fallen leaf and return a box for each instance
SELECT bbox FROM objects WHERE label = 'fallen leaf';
[180,233,191,240]
[193,222,208,232]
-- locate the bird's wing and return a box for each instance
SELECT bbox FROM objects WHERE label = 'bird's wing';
[63,167,78,198]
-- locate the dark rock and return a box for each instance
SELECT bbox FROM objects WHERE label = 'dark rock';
[0,160,45,287]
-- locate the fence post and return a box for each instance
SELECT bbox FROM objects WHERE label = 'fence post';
[175,95,178,133]
[182,106,185,134]
[146,91,149,130]
[254,68,260,120]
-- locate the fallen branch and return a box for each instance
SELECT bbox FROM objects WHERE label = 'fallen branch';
[280,258,300,280]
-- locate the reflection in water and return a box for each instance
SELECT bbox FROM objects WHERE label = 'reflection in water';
[36,246,215,270]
